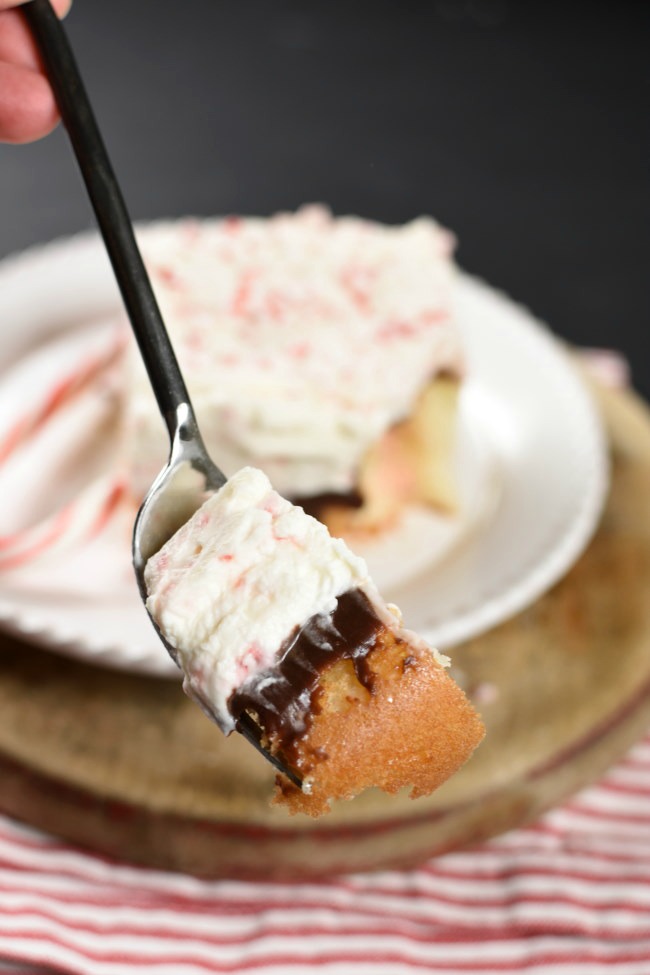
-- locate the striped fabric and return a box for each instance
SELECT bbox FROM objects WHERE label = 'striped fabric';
[0,735,649,974]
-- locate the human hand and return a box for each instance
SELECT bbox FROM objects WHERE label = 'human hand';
[0,0,72,143]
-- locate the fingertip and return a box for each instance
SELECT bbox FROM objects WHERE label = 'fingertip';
[0,61,59,143]
[0,1,74,74]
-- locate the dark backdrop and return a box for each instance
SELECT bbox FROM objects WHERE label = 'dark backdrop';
[1,0,648,394]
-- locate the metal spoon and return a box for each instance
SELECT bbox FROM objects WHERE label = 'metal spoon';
[24,0,302,789]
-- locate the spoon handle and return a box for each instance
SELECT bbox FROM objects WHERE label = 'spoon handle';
[23,0,193,441]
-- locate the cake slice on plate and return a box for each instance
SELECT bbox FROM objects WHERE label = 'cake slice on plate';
[126,206,463,540]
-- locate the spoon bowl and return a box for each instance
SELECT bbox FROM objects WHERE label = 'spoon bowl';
[132,403,226,602]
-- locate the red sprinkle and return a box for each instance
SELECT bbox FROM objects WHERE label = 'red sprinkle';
[156,265,183,288]
[223,216,242,234]
[377,319,418,341]
[289,342,311,360]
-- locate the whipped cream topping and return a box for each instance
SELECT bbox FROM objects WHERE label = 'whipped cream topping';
[144,467,377,733]
[127,206,461,499]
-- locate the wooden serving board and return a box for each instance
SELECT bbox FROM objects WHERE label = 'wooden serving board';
[0,382,649,880]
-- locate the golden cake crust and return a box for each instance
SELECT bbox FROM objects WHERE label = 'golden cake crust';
[271,626,485,817]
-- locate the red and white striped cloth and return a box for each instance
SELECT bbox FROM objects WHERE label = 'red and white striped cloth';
[0,346,644,973]
[0,732,648,975]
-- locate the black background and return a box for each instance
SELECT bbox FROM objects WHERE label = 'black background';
[1,0,648,394]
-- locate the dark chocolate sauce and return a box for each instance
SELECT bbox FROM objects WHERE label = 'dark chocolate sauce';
[296,489,363,522]
[229,588,382,753]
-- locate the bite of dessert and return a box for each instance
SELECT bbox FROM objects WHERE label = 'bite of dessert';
[144,467,485,817]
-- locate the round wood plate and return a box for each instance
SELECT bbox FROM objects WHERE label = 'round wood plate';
[0,381,649,880]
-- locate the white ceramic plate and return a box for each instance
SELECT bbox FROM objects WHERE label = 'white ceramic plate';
[0,230,609,675]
